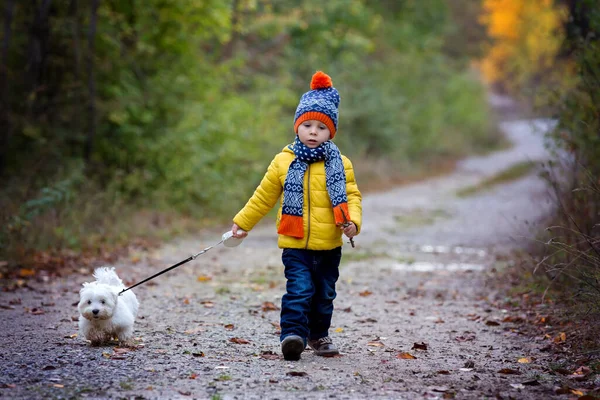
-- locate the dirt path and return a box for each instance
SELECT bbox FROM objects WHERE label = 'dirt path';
[1,105,565,399]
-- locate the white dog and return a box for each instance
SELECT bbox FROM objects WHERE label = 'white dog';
[78,267,139,346]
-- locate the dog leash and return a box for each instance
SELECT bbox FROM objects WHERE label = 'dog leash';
[119,230,245,295]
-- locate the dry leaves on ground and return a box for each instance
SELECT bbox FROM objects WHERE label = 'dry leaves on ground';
[229,337,250,344]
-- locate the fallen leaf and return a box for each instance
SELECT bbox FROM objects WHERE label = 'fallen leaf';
[510,383,525,390]
[270,321,281,332]
[0,384,16,388]
[18,268,35,277]
[183,327,204,335]
[521,380,540,386]
[64,333,78,339]
[397,352,417,359]
[113,347,131,355]
[570,389,584,396]
[357,318,378,323]
[52,384,64,388]
[467,314,480,321]
[505,316,525,323]
[29,308,45,315]
[569,366,591,381]
[537,316,549,324]
[183,298,190,305]
[189,373,198,379]
[455,333,476,342]
[197,275,212,282]
[518,357,531,363]
[230,337,250,344]
[201,301,214,308]
[286,371,308,377]
[485,320,500,326]
[178,390,191,396]
[102,352,111,358]
[261,302,279,312]
[335,327,344,333]
[554,332,567,343]
[412,342,428,351]
[42,365,56,370]
[498,368,521,375]
[341,306,352,312]
[260,351,280,360]
[192,352,205,357]
[359,290,372,297]
[224,324,235,330]
[367,341,384,347]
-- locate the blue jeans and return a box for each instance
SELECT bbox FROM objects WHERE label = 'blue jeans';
[280,247,342,344]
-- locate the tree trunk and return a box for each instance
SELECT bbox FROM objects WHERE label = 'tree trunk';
[84,0,99,163]
[0,0,16,174]
[220,0,240,61]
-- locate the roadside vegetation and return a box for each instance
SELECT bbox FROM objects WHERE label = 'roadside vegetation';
[479,0,600,360]
[0,1,500,271]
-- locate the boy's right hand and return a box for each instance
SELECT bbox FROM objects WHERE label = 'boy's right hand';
[231,223,248,239]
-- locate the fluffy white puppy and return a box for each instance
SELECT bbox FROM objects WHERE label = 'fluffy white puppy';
[78,267,139,346]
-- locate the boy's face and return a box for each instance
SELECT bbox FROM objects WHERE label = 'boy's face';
[297,120,331,148]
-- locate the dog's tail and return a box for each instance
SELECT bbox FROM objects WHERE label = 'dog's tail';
[93,267,124,287]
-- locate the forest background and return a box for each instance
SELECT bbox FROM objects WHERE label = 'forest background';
[0,0,598,319]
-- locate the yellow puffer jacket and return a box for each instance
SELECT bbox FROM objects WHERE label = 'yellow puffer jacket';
[233,145,362,250]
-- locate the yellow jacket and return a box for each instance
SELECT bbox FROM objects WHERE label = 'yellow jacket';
[233,145,362,250]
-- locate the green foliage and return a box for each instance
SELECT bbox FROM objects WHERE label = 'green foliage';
[0,0,497,263]
[536,0,600,311]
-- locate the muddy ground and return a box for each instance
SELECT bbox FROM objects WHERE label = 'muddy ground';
[0,100,579,399]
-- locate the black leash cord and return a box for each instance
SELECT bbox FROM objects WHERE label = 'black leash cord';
[119,256,193,295]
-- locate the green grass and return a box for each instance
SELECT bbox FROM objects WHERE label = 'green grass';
[393,208,452,228]
[456,161,537,197]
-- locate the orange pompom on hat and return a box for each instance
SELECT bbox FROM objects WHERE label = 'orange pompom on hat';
[293,71,340,138]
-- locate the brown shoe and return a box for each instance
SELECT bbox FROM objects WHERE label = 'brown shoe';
[308,336,339,357]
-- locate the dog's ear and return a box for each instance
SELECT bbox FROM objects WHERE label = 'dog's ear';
[80,282,90,294]
[111,288,119,303]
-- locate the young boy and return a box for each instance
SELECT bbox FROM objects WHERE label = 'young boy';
[231,71,362,361]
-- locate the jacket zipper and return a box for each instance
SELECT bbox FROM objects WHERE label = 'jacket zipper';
[305,164,311,249]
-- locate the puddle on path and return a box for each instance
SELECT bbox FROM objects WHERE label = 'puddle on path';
[391,261,485,272]
[385,244,488,258]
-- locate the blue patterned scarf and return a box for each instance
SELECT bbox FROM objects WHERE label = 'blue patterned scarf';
[278,136,350,238]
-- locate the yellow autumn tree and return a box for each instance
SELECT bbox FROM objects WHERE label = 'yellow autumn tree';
[479,0,567,91]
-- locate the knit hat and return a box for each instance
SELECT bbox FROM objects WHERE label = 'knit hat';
[293,71,340,139]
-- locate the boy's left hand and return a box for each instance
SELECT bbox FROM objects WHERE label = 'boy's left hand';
[341,222,357,238]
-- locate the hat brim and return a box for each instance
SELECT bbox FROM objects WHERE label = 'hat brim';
[294,112,337,139]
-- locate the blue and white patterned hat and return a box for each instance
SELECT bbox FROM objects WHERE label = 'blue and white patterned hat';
[293,71,340,138]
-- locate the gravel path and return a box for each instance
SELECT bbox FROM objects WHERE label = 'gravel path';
[1,105,566,399]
